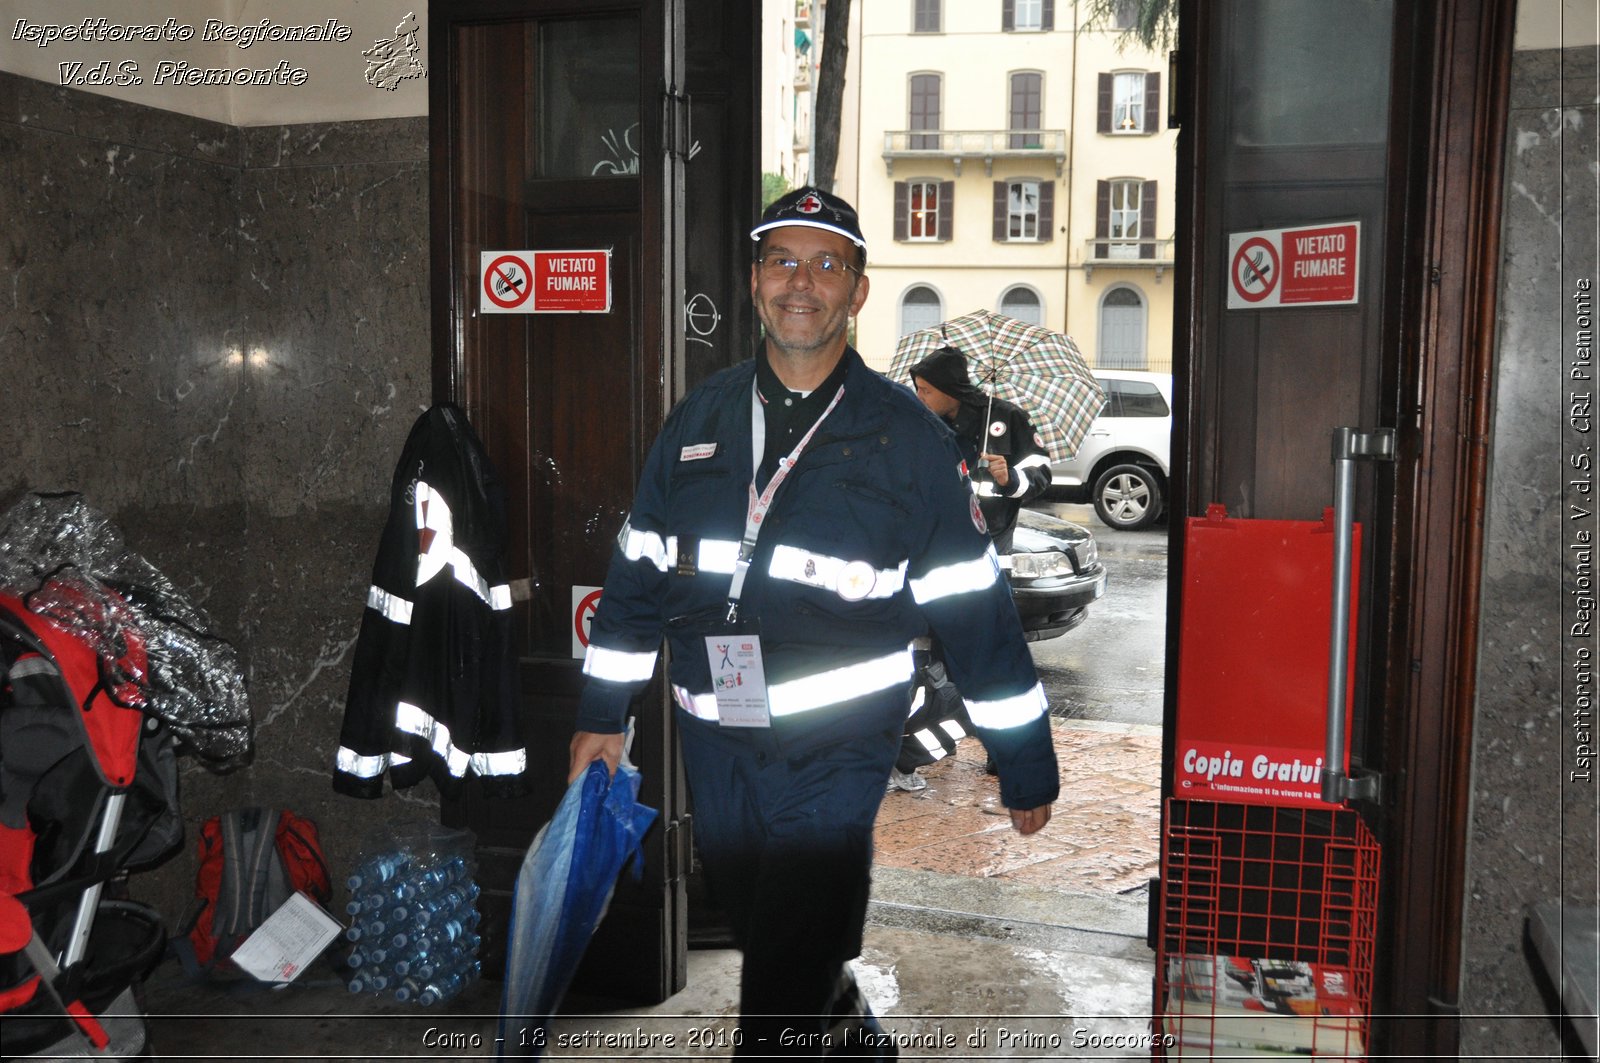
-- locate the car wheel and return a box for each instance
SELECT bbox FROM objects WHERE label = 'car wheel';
[1093,463,1163,530]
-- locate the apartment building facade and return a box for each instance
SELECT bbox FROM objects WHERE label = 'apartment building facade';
[829,0,1177,373]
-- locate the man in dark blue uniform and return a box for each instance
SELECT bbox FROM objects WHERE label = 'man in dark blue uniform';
[568,187,1059,1058]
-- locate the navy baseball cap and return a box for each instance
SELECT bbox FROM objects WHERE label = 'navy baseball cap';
[751,186,867,252]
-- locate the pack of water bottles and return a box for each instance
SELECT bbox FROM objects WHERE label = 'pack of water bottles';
[342,823,483,1006]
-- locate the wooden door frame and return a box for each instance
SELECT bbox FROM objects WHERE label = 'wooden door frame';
[1166,1,1515,1054]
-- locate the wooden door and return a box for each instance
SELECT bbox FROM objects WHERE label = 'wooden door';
[1166,0,1513,1054]
[429,0,688,1004]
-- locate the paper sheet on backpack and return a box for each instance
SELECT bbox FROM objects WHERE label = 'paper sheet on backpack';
[230,890,343,983]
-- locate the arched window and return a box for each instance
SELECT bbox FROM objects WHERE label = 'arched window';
[900,285,943,336]
[999,286,1043,325]
[1099,286,1146,368]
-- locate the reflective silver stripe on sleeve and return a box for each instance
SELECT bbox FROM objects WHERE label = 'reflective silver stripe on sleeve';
[395,701,472,778]
[904,684,927,720]
[766,545,906,599]
[620,520,674,572]
[411,483,512,610]
[908,547,1003,603]
[619,523,739,576]
[469,747,527,778]
[583,643,659,683]
[1010,454,1051,497]
[335,746,388,779]
[769,650,915,717]
[450,546,513,611]
[971,479,1000,498]
[964,682,1049,729]
[366,586,414,625]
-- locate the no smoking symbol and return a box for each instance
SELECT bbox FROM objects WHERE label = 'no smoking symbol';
[1231,237,1280,303]
[574,589,602,649]
[484,254,532,310]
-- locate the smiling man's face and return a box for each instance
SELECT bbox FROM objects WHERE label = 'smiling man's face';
[750,226,869,363]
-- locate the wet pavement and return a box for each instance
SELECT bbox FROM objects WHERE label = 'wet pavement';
[1031,502,1169,730]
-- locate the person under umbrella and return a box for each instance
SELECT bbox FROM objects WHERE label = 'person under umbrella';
[908,344,1053,554]
[885,346,1054,791]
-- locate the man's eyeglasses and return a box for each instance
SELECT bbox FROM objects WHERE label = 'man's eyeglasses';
[756,252,860,281]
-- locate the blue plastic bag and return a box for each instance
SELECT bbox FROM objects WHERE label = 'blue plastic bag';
[497,751,656,1058]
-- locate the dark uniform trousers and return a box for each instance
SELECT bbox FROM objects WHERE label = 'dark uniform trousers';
[678,710,902,1060]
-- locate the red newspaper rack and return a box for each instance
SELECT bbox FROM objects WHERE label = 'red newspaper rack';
[1155,799,1379,1059]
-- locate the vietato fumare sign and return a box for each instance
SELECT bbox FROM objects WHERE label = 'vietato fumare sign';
[1227,221,1361,309]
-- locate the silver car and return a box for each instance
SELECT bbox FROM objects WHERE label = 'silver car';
[1050,371,1172,531]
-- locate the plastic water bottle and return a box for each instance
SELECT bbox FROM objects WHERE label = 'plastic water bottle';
[346,852,409,892]
[345,917,387,942]
[417,970,466,1006]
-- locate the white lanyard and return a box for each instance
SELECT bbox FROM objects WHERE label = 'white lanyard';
[725,378,846,621]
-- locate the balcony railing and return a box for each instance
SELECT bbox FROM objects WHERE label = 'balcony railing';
[882,129,1068,177]
[1082,237,1176,282]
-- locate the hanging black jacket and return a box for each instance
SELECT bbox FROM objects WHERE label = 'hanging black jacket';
[334,404,527,799]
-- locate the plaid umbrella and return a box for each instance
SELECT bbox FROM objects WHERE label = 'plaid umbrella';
[887,309,1104,461]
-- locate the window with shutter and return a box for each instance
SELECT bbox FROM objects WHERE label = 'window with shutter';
[1109,179,1143,258]
[909,73,941,150]
[1094,180,1111,257]
[1144,71,1161,133]
[914,0,941,33]
[1011,0,1049,31]
[908,180,943,241]
[1004,180,1042,241]
[1009,72,1042,149]
[1012,0,1044,31]
[1112,72,1146,133]
[1140,180,1158,259]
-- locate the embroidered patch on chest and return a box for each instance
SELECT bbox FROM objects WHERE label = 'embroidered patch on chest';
[680,443,718,462]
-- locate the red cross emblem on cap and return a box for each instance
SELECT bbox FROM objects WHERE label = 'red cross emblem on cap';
[797,192,823,214]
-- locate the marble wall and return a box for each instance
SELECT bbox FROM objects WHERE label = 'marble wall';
[0,70,434,921]
[1463,44,1599,1056]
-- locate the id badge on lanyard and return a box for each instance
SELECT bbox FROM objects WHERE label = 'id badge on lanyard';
[702,378,845,728]
[704,618,769,727]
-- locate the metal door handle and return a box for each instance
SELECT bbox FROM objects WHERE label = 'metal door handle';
[1322,427,1392,804]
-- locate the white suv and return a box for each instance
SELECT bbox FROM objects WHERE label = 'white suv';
[1050,371,1172,531]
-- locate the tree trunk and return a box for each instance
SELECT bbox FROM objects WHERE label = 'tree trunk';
[811,0,851,191]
